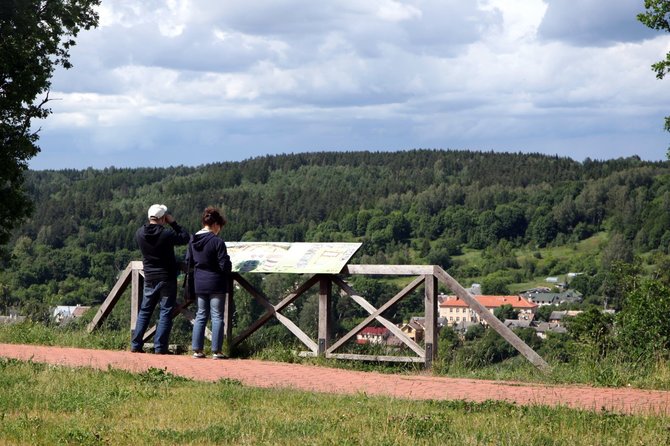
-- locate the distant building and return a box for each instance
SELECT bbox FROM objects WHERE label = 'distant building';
[467,283,482,295]
[356,327,389,345]
[528,293,560,306]
[548,310,583,326]
[398,319,425,343]
[438,295,538,326]
[450,319,480,334]
[0,308,25,325]
[503,319,532,329]
[534,322,568,339]
[522,290,583,306]
[52,305,91,324]
[503,318,568,338]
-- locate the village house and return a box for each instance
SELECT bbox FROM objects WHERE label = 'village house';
[523,290,583,306]
[503,319,532,329]
[503,318,568,338]
[52,305,91,324]
[438,294,538,326]
[398,319,425,343]
[0,308,25,325]
[356,326,389,345]
[548,310,583,326]
[534,321,568,338]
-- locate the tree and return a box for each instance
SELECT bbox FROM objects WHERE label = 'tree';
[0,0,99,244]
[565,307,615,357]
[481,275,511,295]
[638,1,670,143]
[616,276,670,359]
[494,303,518,321]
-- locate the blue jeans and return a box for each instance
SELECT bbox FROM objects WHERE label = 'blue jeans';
[192,293,225,353]
[131,279,177,353]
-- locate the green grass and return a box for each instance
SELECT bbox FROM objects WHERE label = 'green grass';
[0,358,668,445]
[4,319,670,391]
[453,232,608,292]
[0,320,128,350]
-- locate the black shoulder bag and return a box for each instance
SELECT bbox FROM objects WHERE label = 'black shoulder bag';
[183,242,196,303]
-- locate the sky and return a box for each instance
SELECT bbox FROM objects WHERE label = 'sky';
[29,0,670,170]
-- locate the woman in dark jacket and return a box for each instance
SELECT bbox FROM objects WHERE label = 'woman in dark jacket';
[186,206,232,359]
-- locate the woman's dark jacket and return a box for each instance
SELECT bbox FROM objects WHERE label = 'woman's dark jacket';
[185,231,232,295]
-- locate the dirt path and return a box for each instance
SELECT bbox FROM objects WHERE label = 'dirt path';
[1,343,668,416]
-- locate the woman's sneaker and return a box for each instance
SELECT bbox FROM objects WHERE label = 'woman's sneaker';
[192,351,206,359]
[212,353,227,360]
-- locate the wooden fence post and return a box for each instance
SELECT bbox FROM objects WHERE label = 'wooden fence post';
[318,275,332,356]
[223,275,235,356]
[130,267,142,335]
[424,273,438,369]
[87,262,139,333]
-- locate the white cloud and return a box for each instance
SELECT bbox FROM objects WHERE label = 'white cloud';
[31,0,670,169]
[376,1,422,22]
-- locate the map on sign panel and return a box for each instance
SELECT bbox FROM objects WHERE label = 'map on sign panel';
[227,242,362,274]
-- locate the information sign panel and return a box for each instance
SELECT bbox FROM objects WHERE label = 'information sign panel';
[227,242,362,274]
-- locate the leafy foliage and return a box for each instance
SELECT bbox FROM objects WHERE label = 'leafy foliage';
[1,150,670,363]
[0,0,100,244]
[616,278,670,359]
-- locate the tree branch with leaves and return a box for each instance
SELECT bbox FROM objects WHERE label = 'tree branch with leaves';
[638,0,670,158]
[0,0,99,245]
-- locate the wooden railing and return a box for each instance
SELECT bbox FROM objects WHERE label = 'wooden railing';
[87,262,550,371]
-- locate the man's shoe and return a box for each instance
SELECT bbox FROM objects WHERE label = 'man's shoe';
[193,351,206,359]
[212,353,227,360]
[130,349,144,353]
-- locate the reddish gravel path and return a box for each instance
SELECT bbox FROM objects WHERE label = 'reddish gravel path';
[1,343,668,416]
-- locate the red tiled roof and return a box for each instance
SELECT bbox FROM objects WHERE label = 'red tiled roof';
[72,306,91,317]
[439,295,537,309]
[359,327,388,336]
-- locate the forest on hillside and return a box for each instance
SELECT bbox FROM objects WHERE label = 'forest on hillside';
[1,149,669,323]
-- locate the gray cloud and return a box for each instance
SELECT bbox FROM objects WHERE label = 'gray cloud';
[538,0,658,46]
[30,0,670,170]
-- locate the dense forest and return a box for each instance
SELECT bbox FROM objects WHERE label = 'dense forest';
[1,149,669,329]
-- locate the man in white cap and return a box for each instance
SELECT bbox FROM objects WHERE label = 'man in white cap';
[131,204,190,354]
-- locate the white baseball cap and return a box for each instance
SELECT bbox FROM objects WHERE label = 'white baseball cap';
[148,204,168,219]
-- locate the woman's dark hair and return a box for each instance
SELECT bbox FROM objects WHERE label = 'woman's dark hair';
[202,206,226,227]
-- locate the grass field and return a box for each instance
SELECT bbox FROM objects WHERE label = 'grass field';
[1,358,669,445]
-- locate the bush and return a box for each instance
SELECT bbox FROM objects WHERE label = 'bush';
[616,278,670,360]
[455,328,517,369]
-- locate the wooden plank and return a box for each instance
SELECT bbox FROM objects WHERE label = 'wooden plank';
[130,268,142,331]
[231,274,321,347]
[433,266,551,372]
[276,312,318,353]
[317,276,332,355]
[87,262,134,332]
[298,351,425,363]
[231,312,274,347]
[272,274,321,312]
[326,353,425,363]
[332,277,425,358]
[223,277,234,344]
[327,275,424,354]
[235,273,317,351]
[424,274,438,368]
[342,264,435,275]
[234,273,276,312]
